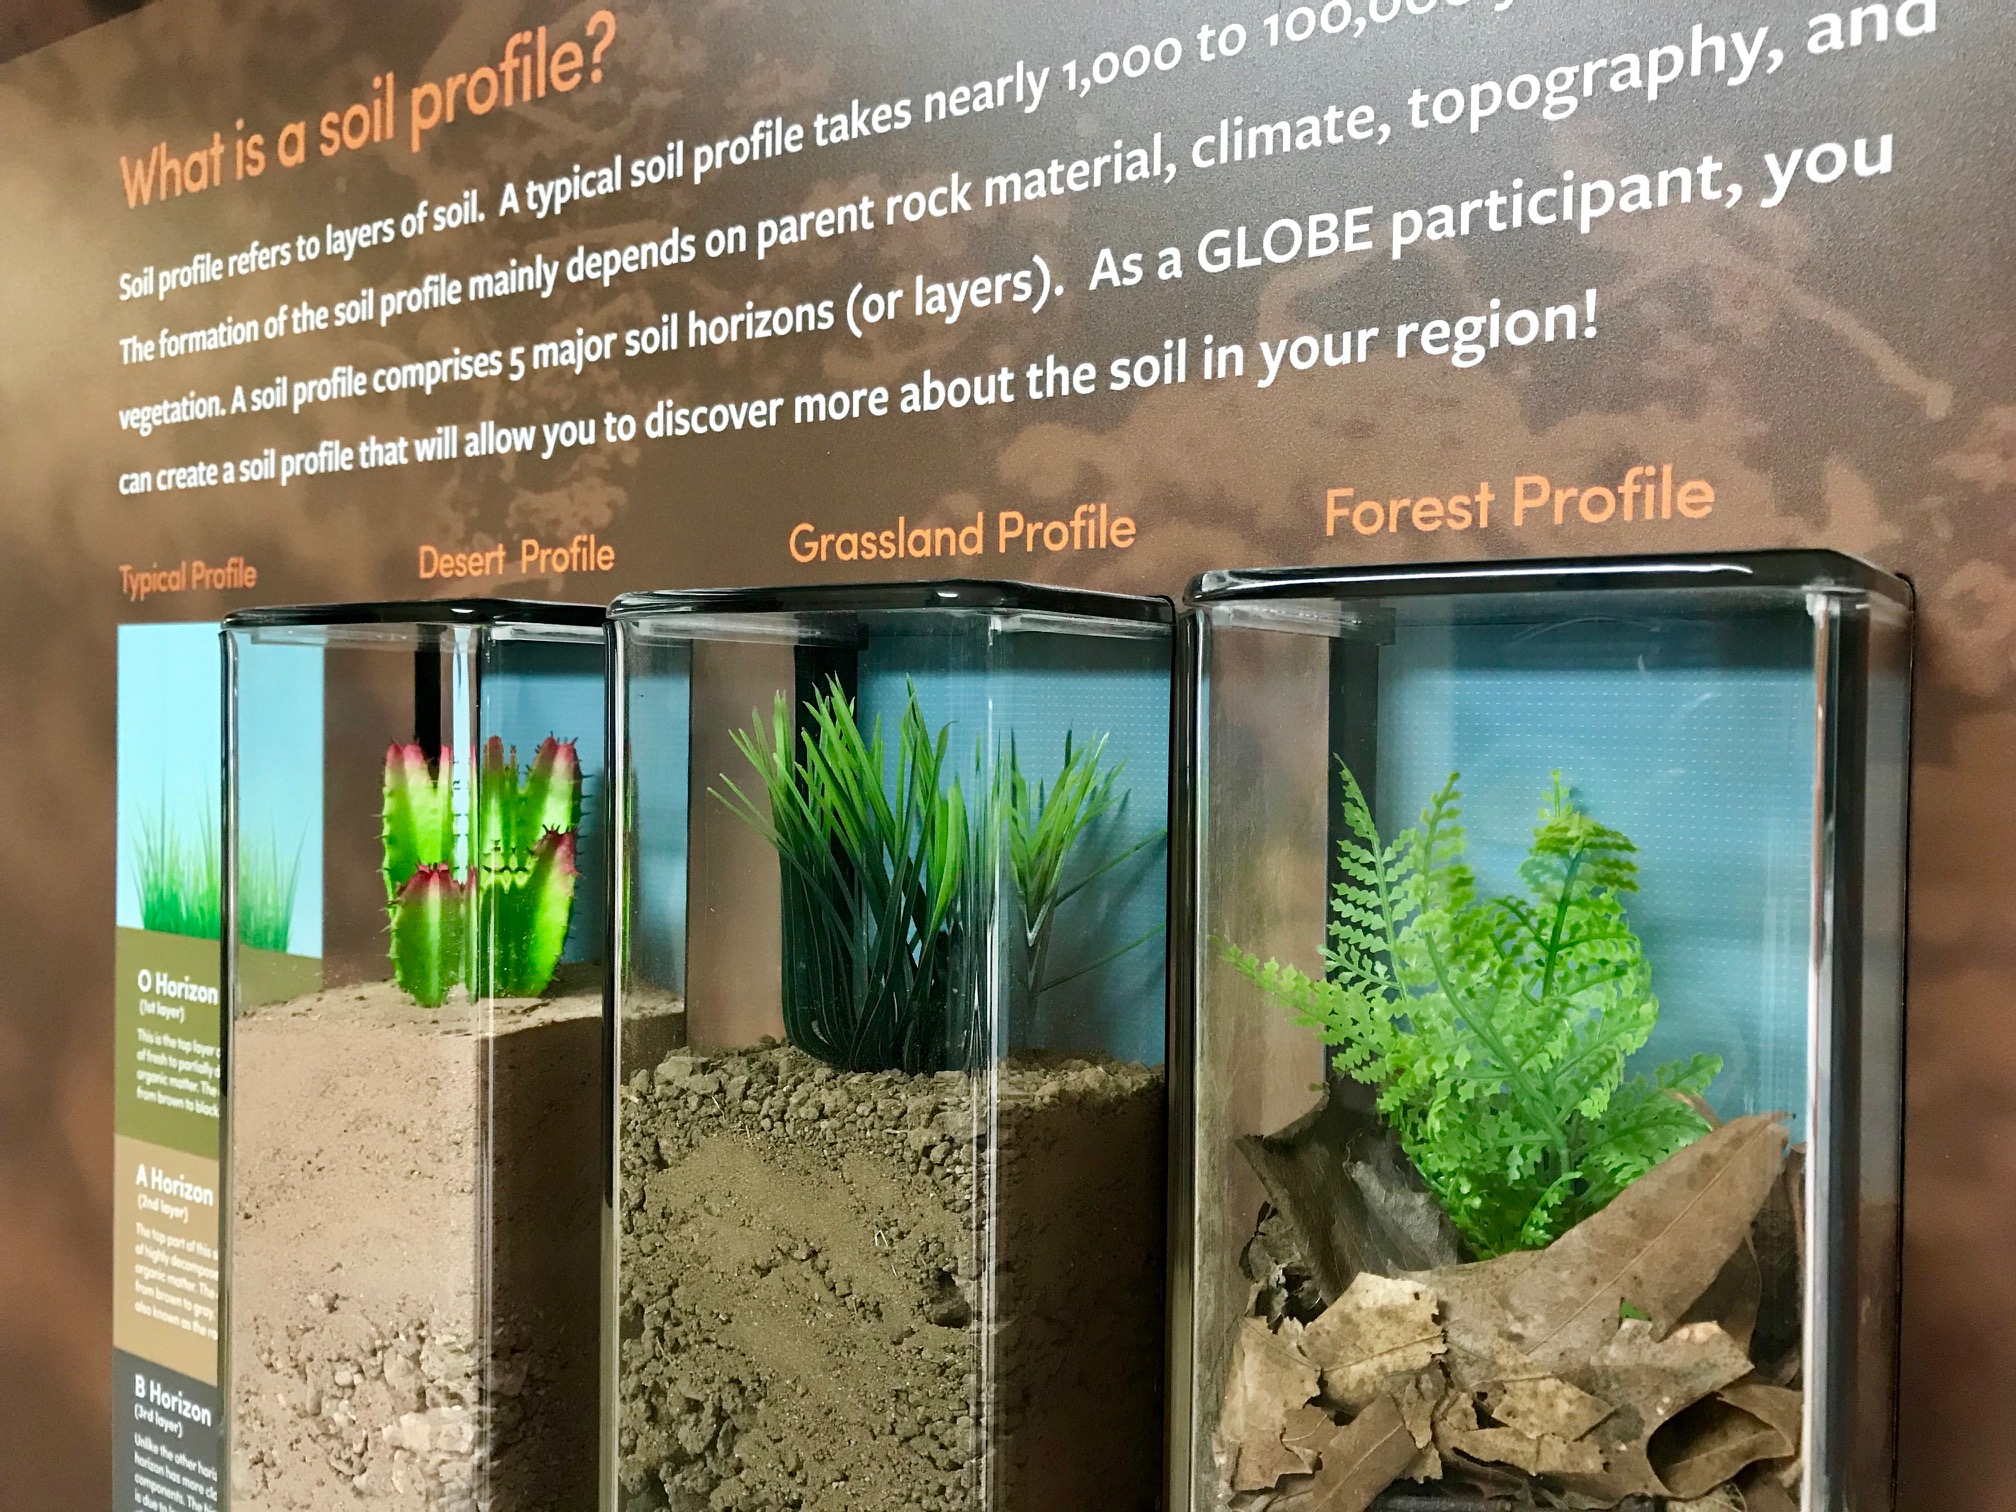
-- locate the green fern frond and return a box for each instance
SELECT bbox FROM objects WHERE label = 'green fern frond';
[1224,764,1720,1256]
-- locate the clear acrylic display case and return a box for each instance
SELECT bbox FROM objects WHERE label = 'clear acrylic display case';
[605,582,1175,1512]
[220,600,607,1512]
[1173,554,1912,1512]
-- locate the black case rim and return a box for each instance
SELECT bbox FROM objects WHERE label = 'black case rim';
[610,578,1175,625]
[223,598,606,629]
[1188,548,1914,609]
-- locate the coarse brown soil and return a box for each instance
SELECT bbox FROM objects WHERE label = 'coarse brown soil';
[615,1040,1166,1512]
[225,972,604,1511]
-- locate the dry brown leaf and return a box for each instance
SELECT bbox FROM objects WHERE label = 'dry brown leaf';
[1666,1493,1747,1512]
[1450,1424,1605,1477]
[1243,1206,1329,1327]
[1219,1317,1322,1492]
[1438,1447,1534,1499]
[1538,1437,1607,1477]
[1503,1115,1788,1372]
[1270,1396,1417,1512]
[1430,1385,1481,1457]
[1584,1321,1755,1429]
[1350,1160,1465,1277]
[1681,1238,1762,1353]
[1260,1124,1798,1510]
[1240,1089,1463,1306]
[1738,1459,1802,1512]
[1553,1320,1755,1503]
[1787,1146,1807,1277]
[1390,1366,1447,1481]
[1447,1425,1539,1474]
[1398,1443,1443,1484]
[1391,1366,1443,1449]
[1404,1251,1538,1392]
[1751,1148,1805,1379]
[1649,1388,1799,1500]
[1486,1375,1613,1442]
[1279,1404,1336,1475]
[1303,1272,1445,1409]
[1721,1381,1802,1453]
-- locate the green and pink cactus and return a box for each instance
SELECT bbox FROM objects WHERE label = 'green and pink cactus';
[381,736,582,1007]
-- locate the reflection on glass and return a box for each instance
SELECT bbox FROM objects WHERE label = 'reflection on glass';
[222,603,605,1512]
[607,584,1173,1512]
[1177,555,1911,1512]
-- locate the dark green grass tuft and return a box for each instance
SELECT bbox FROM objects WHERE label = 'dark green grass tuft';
[719,681,1158,1074]
[717,681,978,1074]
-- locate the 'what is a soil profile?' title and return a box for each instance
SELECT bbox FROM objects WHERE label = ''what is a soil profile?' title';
[117,11,620,210]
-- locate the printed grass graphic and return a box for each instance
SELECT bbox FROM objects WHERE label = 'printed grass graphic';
[238,830,304,953]
[132,801,220,940]
[382,736,582,1006]
[131,798,303,950]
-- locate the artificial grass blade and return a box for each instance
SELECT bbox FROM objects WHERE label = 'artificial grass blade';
[720,680,1159,1073]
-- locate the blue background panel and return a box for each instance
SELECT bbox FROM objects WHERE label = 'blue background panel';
[1374,609,1815,1131]
[232,640,324,957]
[485,638,608,965]
[122,624,324,958]
[624,647,693,988]
[116,623,222,934]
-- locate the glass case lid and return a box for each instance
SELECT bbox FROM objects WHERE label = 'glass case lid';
[610,578,1175,626]
[224,598,607,629]
[1188,549,1913,610]
[223,598,606,647]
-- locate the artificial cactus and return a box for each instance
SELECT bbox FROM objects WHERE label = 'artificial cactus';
[389,863,466,1008]
[473,737,581,997]
[382,742,456,900]
[382,736,582,1007]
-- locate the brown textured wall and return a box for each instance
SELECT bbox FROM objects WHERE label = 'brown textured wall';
[0,1,160,68]
[0,1,2011,1507]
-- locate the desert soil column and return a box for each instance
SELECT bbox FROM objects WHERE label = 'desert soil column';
[220,599,608,1512]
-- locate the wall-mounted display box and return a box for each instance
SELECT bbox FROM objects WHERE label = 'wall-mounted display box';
[1173,554,1912,1512]
[220,600,606,1512]
[605,581,1174,1512]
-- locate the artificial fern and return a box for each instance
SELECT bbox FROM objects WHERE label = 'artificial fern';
[1226,768,1720,1257]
